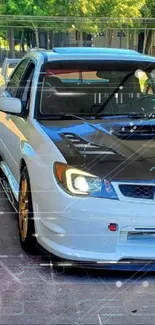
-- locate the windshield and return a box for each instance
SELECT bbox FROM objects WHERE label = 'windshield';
[37,60,155,119]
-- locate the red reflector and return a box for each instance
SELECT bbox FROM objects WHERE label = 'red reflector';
[108,223,117,231]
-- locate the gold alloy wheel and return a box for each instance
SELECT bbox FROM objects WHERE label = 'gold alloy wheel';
[19,178,29,241]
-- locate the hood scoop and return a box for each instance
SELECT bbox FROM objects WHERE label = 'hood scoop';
[113,125,155,139]
[62,133,116,155]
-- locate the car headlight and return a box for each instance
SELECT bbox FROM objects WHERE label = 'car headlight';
[54,162,118,199]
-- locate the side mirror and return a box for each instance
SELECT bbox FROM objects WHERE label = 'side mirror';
[0,97,22,114]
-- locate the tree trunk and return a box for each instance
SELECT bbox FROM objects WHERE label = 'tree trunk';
[148,38,153,55]
[20,30,22,51]
[133,29,137,50]
[20,29,25,52]
[25,29,31,49]
[49,31,54,48]
[126,28,129,49]
[35,27,39,49]
[146,30,153,54]
[60,34,64,47]
[148,30,154,55]
[129,29,135,50]
[129,30,134,49]
[79,31,83,47]
[8,26,15,58]
[108,30,113,47]
[47,30,50,50]
[143,28,149,54]
[119,34,122,48]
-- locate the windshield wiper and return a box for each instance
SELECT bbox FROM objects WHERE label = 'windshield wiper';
[60,113,88,121]
[38,113,105,121]
[95,72,134,115]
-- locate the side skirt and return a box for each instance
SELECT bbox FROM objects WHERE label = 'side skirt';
[0,161,19,212]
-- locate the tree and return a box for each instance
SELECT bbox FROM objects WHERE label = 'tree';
[0,0,51,53]
[0,0,149,55]
[96,0,145,48]
[47,0,102,46]
[141,0,155,54]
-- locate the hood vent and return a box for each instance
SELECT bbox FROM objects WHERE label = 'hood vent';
[62,133,116,155]
[113,125,155,139]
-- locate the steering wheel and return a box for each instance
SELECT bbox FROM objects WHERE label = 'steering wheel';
[131,95,155,112]
[132,94,155,105]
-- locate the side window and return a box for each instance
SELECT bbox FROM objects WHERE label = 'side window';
[7,60,29,97]
[16,62,35,111]
[143,79,154,95]
[137,71,155,95]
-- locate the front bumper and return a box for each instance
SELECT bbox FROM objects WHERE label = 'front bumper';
[32,181,155,264]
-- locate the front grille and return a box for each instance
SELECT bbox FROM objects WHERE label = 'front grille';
[119,184,154,200]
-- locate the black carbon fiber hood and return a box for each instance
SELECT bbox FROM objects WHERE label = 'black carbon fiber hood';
[38,118,155,182]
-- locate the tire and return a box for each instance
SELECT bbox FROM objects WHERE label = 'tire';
[18,166,36,252]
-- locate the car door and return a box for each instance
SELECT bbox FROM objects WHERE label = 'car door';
[0,59,35,182]
[0,59,29,169]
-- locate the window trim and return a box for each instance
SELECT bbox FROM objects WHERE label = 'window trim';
[17,60,36,114]
[5,58,36,117]
[6,58,30,98]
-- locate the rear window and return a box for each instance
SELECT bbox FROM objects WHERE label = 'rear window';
[45,69,108,83]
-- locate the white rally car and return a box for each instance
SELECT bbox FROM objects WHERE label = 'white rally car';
[1,47,155,269]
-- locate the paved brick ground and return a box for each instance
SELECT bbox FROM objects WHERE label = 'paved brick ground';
[0,185,155,324]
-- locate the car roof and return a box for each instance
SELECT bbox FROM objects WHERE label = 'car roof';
[25,47,155,63]
[52,47,139,55]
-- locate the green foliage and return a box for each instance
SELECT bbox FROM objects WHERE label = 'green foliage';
[141,0,155,18]
[0,0,49,15]
[0,0,147,32]
[0,0,154,49]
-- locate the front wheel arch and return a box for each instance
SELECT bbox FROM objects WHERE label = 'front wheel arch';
[18,165,36,252]
[19,158,27,175]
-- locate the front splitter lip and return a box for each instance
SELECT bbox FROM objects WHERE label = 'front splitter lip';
[53,260,155,272]
[36,244,155,272]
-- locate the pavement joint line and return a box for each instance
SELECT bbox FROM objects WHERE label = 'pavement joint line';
[98,314,102,325]
[0,260,21,283]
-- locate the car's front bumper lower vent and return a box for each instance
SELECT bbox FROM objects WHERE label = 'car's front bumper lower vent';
[119,184,154,200]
